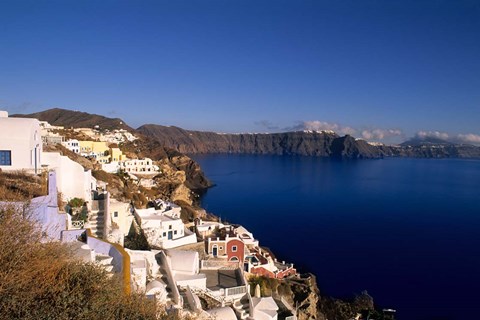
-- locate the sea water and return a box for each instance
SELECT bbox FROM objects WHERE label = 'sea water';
[193,155,480,320]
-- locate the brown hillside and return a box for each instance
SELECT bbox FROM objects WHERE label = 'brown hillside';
[12,108,134,132]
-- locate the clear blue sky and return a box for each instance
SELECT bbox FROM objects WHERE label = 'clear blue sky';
[1,0,479,143]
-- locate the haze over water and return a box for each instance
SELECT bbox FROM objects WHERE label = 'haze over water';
[194,155,480,320]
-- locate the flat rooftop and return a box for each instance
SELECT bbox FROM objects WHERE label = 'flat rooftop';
[202,269,244,291]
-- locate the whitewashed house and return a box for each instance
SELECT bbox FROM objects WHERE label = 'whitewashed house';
[109,199,134,236]
[121,158,159,174]
[167,250,206,290]
[0,111,42,174]
[134,205,197,249]
[63,139,80,153]
[41,152,96,203]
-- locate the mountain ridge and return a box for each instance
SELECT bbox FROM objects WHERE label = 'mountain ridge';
[12,108,135,132]
[12,108,480,159]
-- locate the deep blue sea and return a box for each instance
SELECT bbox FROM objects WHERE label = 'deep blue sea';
[193,155,480,320]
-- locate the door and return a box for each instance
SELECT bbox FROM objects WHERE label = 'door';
[212,245,218,257]
[168,231,173,240]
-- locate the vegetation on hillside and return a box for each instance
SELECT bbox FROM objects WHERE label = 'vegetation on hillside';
[0,170,47,202]
[0,207,162,319]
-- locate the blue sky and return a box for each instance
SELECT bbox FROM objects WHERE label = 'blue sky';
[1,0,479,144]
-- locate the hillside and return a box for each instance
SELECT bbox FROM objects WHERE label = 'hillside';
[14,108,211,191]
[12,108,134,131]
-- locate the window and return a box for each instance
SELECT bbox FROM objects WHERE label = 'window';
[113,211,118,218]
[0,150,11,166]
[169,225,172,229]
[163,232,166,237]
[174,230,177,235]
[219,246,223,250]
[232,245,237,252]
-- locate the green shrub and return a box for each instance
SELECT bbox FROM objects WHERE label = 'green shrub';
[68,197,85,208]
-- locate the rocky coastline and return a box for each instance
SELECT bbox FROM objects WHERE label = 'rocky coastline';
[15,108,389,319]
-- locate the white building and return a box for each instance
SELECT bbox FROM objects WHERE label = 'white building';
[121,158,159,174]
[101,161,121,173]
[195,220,225,238]
[41,152,96,203]
[134,205,197,249]
[0,111,42,174]
[167,250,206,290]
[109,199,134,236]
[63,139,80,153]
[251,297,279,320]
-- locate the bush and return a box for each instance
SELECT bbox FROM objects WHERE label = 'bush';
[0,207,160,319]
[68,197,85,208]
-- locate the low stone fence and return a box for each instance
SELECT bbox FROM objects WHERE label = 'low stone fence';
[61,229,85,242]
[200,259,240,270]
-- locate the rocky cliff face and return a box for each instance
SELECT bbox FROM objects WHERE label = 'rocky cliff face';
[137,124,385,159]
[253,272,380,320]
[138,124,480,159]
[379,143,480,158]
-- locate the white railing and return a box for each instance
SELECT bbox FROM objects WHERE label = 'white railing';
[71,220,85,229]
[226,285,247,297]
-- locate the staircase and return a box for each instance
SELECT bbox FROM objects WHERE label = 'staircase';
[88,196,106,239]
[159,265,174,305]
[179,289,191,311]
[88,210,105,238]
[88,193,108,238]
[95,253,115,276]
[233,295,251,320]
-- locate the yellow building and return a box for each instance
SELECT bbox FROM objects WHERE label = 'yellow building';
[79,141,110,156]
[79,141,126,164]
[110,147,125,162]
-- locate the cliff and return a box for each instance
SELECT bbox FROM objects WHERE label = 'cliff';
[250,272,381,320]
[137,124,384,159]
[378,143,480,158]
[138,123,480,159]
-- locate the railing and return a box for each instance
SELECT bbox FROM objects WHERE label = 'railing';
[226,285,247,297]
[71,220,85,229]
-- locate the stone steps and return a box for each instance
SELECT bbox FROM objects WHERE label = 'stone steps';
[95,253,115,275]
[233,296,251,320]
